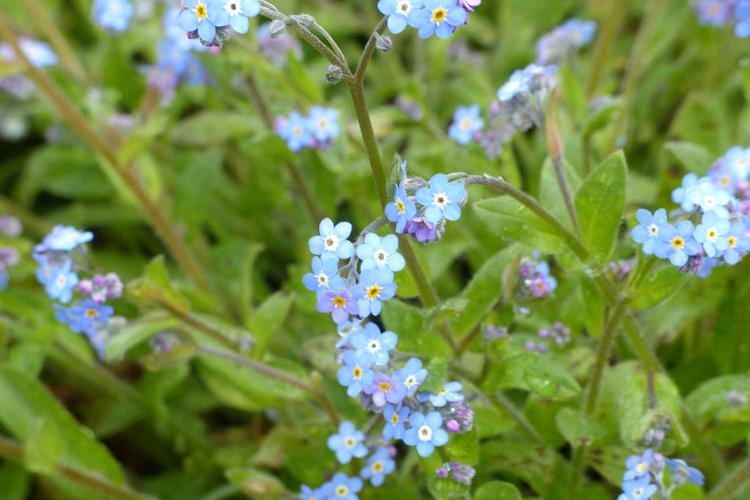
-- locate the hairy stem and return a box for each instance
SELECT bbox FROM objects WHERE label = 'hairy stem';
[0,435,152,500]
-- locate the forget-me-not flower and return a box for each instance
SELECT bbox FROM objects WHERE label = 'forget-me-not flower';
[360,448,396,487]
[356,233,406,275]
[327,421,368,464]
[656,221,700,267]
[308,218,355,260]
[403,411,449,457]
[316,287,359,324]
[383,405,409,439]
[396,357,427,396]
[377,0,424,34]
[413,0,467,39]
[337,351,375,397]
[351,323,398,366]
[448,105,484,145]
[415,173,465,224]
[352,268,397,317]
[303,256,345,294]
[178,0,224,43]
[93,0,134,32]
[631,209,668,255]
[693,211,731,257]
[427,381,464,407]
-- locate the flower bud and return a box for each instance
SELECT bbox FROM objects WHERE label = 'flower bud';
[268,19,287,37]
[326,65,343,84]
[375,34,392,52]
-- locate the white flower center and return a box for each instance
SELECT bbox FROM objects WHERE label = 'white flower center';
[292,126,304,137]
[433,192,448,208]
[224,0,240,15]
[374,249,388,265]
[396,0,412,15]
[55,274,67,288]
[704,196,716,208]
[647,224,659,236]
[367,340,381,353]
[335,485,348,497]
[405,375,417,388]
[324,234,340,251]
[707,227,718,241]
[344,436,356,448]
[317,118,328,130]
[316,272,329,286]
[418,425,432,441]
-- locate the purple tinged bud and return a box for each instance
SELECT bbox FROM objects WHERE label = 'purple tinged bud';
[436,465,449,478]
[446,420,460,432]
[0,215,21,237]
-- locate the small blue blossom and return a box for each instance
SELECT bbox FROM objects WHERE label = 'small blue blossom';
[383,405,409,440]
[656,221,700,267]
[624,449,654,481]
[178,0,224,43]
[724,223,750,264]
[356,233,406,275]
[385,164,417,233]
[695,0,732,26]
[396,357,427,396]
[671,173,700,208]
[497,69,531,102]
[352,268,397,317]
[324,473,362,500]
[350,323,398,366]
[535,18,597,64]
[54,300,113,336]
[216,0,260,35]
[666,458,705,486]
[308,218,355,260]
[693,211,731,257]
[0,269,7,291]
[365,373,406,407]
[736,1,750,37]
[336,319,365,348]
[303,256,345,294]
[45,259,79,304]
[307,106,340,145]
[427,381,464,407]
[360,448,396,487]
[413,0,467,39]
[377,0,424,34]
[276,111,314,152]
[618,476,657,500]
[415,174,465,224]
[299,484,325,500]
[316,287,359,324]
[685,178,732,218]
[403,411,449,457]
[723,146,750,180]
[631,209,668,255]
[0,38,58,68]
[93,0,134,32]
[327,421,368,464]
[448,105,483,145]
[35,225,93,253]
[337,351,375,397]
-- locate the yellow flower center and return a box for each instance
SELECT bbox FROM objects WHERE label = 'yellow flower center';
[344,437,356,448]
[335,485,348,497]
[707,228,718,241]
[373,460,384,473]
[720,175,731,186]
[353,366,363,378]
[460,118,471,130]
[391,413,399,425]
[431,7,447,23]
[195,3,208,19]
[378,381,392,392]
[367,285,382,299]
[729,236,737,248]
[85,308,98,318]
[332,296,347,308]
[671,236,685,249]
[396,199,406,213]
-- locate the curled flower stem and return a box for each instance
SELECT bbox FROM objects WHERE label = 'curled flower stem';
[0,17,213,295]
[197,344,340,426]
[0,435,153,500]
[707,455,750,500]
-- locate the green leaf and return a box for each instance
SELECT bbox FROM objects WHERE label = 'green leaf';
[126,256,190,313]
[382,299,450,358]
[171,112,259,146]
[0,463,30,500]
[664,141,714,175]
[142,342,198,371]
[24,419,64,475]
[474,196,563,253]
[446,427,479,466]
[421,357,449,393]
[575,150,627,260]
[473,481,522,500]
[427,475,470,500]
[555,407,607,447]
[225,467,287,498]
[105,314,179,362]
[247,292,294,356]
[630,264,687,310]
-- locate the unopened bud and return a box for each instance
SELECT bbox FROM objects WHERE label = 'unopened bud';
[375,33,392,52]
[290,14,315,27]
[326,65,343,84]
[268,19,287,37]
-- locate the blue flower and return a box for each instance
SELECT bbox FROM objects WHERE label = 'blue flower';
[352,268,397,317]
[54,300,113,336]
[623,449,653,481]
[415,174,465,224]
[724,223,750,265]
[671,173,699,208]
[350,323,398,366]
[336,319,365,348]
[365,373,406,407]
[0,38,58,68]
[377,0,424,34]
[308,218,355,260]
[360,448,396,487]
[45,259,79,304]
[215,0,260,35]
[179,0,224,44]
[693,211,731,258]
[396,357,427,396]
[36,225,93,253]
[356,233,406,276]
[618,476,657,500]
[655,221,700,267]
[403,411,449,457]
[93,0,134,32]
[275,111,313,152]
[413,0,467,39]
[299,484,325,500]
[327,421,368,464]
[666,458,705,487]
[303,256,345,294]
[695,0,732,26]
[323,473,362,500]
[631,209,668,255]
[383,405,409,439]
[316,287,359,324]
[736,1,750,37]
[448,105,484,145]
[685,178,732,218]
[307,106,340,145]
[427,381,464,407]
[0,269,7,291]
[337,351,375,397]
[723,146,750,180]
[497,69,531,102]
[385,164,417,233]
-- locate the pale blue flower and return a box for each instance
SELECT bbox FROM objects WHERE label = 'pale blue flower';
[303,256,345,294]
[350,323,398,366]
[337,351,375,397]
[631,209,668,255]
[356,233,405,275]
[93,0,134,32]
[377,0,424,34]
[360,448,395,487]
[693,211,730,257]
[402,411,449,457]
[415,173,465,224]
[308,218,355,260]
[448,105,483,145]
[412,0,467,39]
[327,421,368,464]
[655,221,700,267]
[383,405,409,439]
[352,268,397,317]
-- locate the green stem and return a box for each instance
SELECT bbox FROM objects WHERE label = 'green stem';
[0,435,152,500]
[586,0,627,96]
[354,17,387,83]
[707,455,750,500]
[158,300,238,349]
[0,17,212,293]
[545,93,581,236]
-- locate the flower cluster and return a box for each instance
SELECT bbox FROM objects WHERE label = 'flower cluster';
[178,0,260,46]
[693,0,750,34]
[619,449,704,500]
[0,215,22,291]
[517,253,558,299]
[147,8,211,100]
[92,0,134,32]
[34,226,123,358]
[525,322,570,353]
[302,210,471,497]
[631,146,750,276]
[275,108,341,152]
[377,0,479,39]
[535,18,597,65]
[385,163,467,243]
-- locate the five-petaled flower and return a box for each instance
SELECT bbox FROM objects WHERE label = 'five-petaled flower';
[403,411,449,457]
[415,174,465,224]
[309,218,355,260]
[327,421,368,464]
